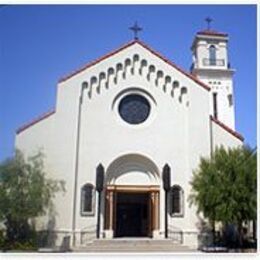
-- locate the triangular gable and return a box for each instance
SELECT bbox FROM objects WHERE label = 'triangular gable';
[16,40,244,141]
[58,39,210,92]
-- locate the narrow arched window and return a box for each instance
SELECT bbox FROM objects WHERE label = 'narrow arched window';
[228,94,233,107]
[81,183,95,216]
[209,45,216,65]
[170,185,184,217]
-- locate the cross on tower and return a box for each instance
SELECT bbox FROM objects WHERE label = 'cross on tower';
[205,17,213,30]
[129,21,142,40]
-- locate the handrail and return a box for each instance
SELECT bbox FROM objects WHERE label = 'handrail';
[168,225,183,244]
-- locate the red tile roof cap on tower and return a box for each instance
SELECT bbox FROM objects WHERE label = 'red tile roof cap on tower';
[210,115,244,141]
[16,109,55,134]
[58,39,210,91]
[197,29,228,37]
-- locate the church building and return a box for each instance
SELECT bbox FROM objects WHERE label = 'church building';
[15,25,244,249]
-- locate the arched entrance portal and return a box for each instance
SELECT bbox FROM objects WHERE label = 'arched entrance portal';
[104,154,160,238]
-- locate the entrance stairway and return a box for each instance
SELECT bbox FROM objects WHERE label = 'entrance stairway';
[72,238,195,252]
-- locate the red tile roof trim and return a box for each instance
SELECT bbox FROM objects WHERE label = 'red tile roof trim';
[58,39,210,91]
[16,109,55,135]
[197,30,228,37]
[210,115,244,141]
[137,40,210,91]
[59,40,137,83]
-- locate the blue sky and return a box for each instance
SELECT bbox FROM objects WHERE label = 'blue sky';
[0,5,257,161]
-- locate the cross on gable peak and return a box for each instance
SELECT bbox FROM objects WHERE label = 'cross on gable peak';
[129,21,143,40]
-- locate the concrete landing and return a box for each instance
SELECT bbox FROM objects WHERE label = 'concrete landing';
[72,238,196,252]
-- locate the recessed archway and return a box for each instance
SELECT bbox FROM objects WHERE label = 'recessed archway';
[105,153,160,186]
[104,154,161,238]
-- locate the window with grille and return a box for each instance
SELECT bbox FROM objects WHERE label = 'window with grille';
[170,185,184,217]
[81,183,95,216]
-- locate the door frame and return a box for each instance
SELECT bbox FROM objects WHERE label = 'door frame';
[104,185,160,238]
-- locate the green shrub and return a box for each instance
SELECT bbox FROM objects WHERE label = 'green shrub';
[4,241,37,251]
[0,228,38,251]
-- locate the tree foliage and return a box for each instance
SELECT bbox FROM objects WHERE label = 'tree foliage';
[189,145,257,239]
[0,150,65,248]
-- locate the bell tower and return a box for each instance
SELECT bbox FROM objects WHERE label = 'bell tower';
[190,21,235,130]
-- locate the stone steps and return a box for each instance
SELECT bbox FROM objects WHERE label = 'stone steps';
[73,238,195,252]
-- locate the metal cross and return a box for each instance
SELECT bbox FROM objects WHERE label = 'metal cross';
[129,21,142,40]
[205,17,213,30]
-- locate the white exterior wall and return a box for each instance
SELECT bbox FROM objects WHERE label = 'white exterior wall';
[15,114,74,249]
[211,120,243,149]
[15,41,243,249]
[57,43,209,247]
[15,114,76,234]
[191,34,235,130]
[194,37,228,70]
[198,74,235,129]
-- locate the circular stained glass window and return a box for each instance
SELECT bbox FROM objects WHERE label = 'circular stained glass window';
[118,94,151,124]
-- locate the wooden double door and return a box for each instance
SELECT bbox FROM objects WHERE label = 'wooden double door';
[104,185,160,238]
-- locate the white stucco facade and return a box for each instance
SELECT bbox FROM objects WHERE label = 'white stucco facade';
[15,32,243,249]
[191,31,236,130]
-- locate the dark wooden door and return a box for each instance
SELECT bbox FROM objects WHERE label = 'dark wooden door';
[115,192,149,237]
